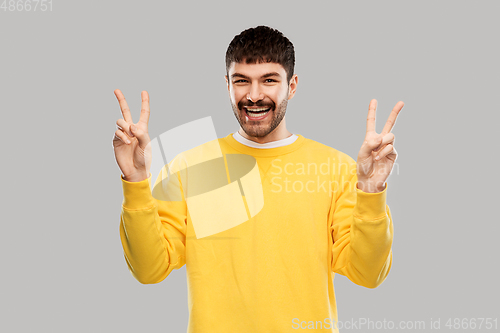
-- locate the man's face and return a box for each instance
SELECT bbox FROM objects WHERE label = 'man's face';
[225,61,297,139]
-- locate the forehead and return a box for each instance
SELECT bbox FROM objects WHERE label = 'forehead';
[228,61,286,78]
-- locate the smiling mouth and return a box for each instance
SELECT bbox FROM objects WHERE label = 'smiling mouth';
[244,106,271,119]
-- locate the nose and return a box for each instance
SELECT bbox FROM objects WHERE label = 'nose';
[246,83,264,103]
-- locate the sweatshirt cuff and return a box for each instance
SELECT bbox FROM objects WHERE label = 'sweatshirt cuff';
[121,173,156,210]
[354,182,388,220]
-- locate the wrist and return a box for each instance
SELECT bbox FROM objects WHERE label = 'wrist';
[356,180,386,193]
[123,171,149,183]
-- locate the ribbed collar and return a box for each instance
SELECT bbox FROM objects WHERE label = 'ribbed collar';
[233,131,298,149]
[223,132,306,157]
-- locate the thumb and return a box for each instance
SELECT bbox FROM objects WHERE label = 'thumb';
[130,125,150,149]
[359,136,382,159]
[372,136,384,151]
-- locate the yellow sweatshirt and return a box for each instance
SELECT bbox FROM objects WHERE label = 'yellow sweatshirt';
[119,133,393,332]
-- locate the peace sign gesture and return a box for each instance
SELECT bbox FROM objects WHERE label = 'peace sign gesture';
[356,99,404,193]
[112,89,152,182]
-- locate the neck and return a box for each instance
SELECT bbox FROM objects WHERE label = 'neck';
[238,118,292,144]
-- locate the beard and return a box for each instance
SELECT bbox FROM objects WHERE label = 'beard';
[230,93,289,138]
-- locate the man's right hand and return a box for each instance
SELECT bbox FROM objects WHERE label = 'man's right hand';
[112,89,152,182]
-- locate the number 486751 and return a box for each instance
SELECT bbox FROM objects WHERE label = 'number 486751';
[445,318,497,330]
[1,0,53,11]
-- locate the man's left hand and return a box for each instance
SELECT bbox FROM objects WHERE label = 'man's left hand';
[356,99,404,193]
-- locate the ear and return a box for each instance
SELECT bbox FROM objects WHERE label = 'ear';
[287,74,298,100]
[225,75,229,92]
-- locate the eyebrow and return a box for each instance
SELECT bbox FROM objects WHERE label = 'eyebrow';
[230,72,282,80]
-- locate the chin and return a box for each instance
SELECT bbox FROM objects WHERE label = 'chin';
[241,124,275,138]
[242,129,267,138]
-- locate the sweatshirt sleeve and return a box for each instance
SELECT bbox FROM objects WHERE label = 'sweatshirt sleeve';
[119,162,187,284]
[329,155,393,288]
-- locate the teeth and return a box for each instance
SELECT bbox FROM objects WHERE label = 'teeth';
[246,107,270,112]
[246,110,269,118]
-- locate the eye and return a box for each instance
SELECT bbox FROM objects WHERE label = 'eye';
[234,79,247,83]
[265,79,277,83]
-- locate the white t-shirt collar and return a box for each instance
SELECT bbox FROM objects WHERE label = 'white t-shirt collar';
[232,131,298,149]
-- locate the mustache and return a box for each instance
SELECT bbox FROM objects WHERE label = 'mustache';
[238,101,275,109]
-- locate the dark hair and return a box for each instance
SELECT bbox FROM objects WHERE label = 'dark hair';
[225,25,295,83]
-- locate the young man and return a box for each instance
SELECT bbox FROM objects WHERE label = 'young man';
[113,26,403,332]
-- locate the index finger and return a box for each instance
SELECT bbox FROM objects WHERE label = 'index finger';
[366,99,377,134]
[138,90,150,126]
[114,89,134,123]
[381,101,404,135]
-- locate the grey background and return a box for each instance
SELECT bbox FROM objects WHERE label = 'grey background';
[1,0,498,332]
